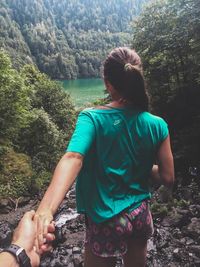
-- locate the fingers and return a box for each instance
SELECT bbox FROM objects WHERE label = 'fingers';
[41,223,55,253]
[40,243,53,253]
[46,232,55,243]
[43,218,50,240]
[38,231,55,255]
[37,215,45,248]
[34,215,55,254]
[33,214,40,253]
[47,221,55,233]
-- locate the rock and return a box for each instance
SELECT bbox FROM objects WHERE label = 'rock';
[73,258,83,267]
[189,246,200,257]
[189,204,200,217]
[17,197,31,207]
[0,199,9,208]
[1,178,200,267]
[157,186,172,203]
[147,239,156,252]
[172,228,182,239]
[0,221,12,247]
[161,208,190,228]
[180,237,186,244]
[173,248,179,254]
[185,237,195,245]
[183,218,200,239]
[181,188,193,201]
[73,246,81,254]
[0,199,12,214]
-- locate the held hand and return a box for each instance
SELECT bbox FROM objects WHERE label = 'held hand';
[40,222,56,253]
[34,210,54,252]
[150,165,161,188]
[12,210,40,267]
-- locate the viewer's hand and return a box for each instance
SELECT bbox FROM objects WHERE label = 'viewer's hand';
[34,210,54,252]
[12,210,40,267]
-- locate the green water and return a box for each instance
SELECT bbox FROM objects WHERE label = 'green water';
[61,78,105,107]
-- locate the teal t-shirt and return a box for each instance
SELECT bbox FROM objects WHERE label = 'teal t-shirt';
[66,107,169,223]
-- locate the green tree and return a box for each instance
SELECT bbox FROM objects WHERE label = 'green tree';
[0,50,30,140]
[133,0,200,126]
[16,65,76,172]
[0,0,148,79]
[0,52,76,198]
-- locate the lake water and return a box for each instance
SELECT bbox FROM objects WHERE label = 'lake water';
[61,78,106,107]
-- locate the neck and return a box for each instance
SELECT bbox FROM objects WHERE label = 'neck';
[108,99,131,108]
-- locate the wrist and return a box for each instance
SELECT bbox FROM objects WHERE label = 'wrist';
[0,251,19,267]
[2,244,31,267]
[36,208,53,216]
[12,241,30,255]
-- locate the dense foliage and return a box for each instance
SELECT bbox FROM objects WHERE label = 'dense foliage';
[0,50,76,197]
[0,0,148,79]
[133,0,200,123]
[133,0,200,163]
[1,0,200,198]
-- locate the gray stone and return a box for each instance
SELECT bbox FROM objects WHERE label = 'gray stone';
[73,246,81,254]
[17,197,31,207]
[0,221,12,247]
[161,209,190,228]
[189,246,200,257]
[184,218,200,239]
[181,188,193,201]
[185,237,195,245]
[173,248,179,254]
[0,199,11,214]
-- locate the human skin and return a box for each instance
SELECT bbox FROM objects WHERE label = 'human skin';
[34,152,83,250]
[0,210,55,267]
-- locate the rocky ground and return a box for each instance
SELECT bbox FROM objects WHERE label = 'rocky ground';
[1,173,200,267]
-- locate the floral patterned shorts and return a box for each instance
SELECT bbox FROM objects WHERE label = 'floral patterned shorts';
[85,201,154,257]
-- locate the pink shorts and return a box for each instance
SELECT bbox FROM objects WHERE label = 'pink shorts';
[85,201,154,257]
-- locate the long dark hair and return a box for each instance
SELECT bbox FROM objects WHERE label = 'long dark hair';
[103,47,149,111]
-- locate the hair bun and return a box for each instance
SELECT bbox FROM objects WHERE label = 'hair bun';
[124,63,133,72]
[124,63,140,73]
[124,63,140,72]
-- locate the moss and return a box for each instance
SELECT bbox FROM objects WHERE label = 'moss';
[0,146,33,198]
[32,171,51,194]
[151,202,169,217]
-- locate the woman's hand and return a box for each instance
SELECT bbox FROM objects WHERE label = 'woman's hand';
[34,210,54,253]
[39,222,55,253]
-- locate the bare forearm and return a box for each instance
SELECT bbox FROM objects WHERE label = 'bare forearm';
[0,253,19,267]
[36,153,83,215]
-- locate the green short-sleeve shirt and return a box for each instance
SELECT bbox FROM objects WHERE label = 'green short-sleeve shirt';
[67,107,168,223]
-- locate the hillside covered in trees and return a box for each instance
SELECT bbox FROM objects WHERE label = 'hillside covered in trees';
[0,0,148,79]
[0,0,200,200]
[0,51,76,197]
[133,0,200,165]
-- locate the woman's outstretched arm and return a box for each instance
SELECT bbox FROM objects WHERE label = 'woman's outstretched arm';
[151,135,174,188]
[34,152,83,250]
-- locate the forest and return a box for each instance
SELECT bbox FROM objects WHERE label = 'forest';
[0,52,76,197]
[133,0,200,166]
[0,0,147,79]
[0,0,200,202]
[0,1,200,265]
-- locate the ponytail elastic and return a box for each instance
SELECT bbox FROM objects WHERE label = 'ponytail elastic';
[124,63,140,73]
